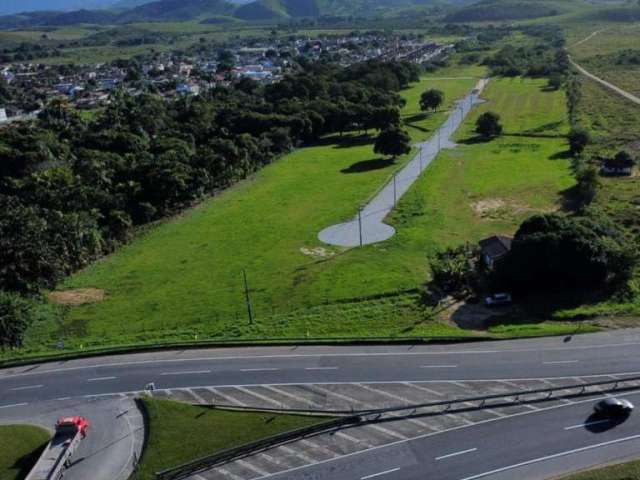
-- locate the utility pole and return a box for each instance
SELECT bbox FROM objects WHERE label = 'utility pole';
[358,208,363,247]
[242,269,253,325]
[393,174,397,206]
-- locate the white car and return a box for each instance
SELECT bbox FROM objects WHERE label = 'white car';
[485,293,512,307]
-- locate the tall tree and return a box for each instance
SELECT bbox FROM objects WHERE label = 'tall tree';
[420,89,444,112]
[374,127,411,160]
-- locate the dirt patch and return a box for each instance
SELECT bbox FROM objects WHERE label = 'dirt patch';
[48,288,105,306]
[300,247,336,259]
[470,197,556,219]
[439,297,511,330]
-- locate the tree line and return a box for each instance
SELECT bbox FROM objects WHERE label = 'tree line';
[0,59,420,348]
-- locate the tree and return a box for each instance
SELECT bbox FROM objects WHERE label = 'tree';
[568,126,590,156]
[420,89,444,112]
[430,245,477,297]
[496,213,636,291]
[475,111,503,138]
[575,165,599,206]
[547,72,564,90]
[374,127,411,160]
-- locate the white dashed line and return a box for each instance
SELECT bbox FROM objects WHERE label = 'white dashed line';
[543,361,579,365]
[305,367,339,371]
[435,447,478,461]
[159,370,210,376]
[240,368,280,372]
[9,384,43,391]
[361,467,401,479]
[55,397,71,401]
[0,402,28,409]
[564,419,611,430]
[420,365,458,369]
[87,376,117,382]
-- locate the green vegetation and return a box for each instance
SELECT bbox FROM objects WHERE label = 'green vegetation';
[560,459,640,480]
[138,398,329,479]
[0,425,50,480]
[9,74,586,357]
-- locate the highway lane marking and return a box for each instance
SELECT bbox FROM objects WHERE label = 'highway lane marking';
[564,419,611,430]
[435,448,478,461]
[361,467,401,479]
[262,385,323,408]
[458,433,640,480]
[240,368,280,372]
[305,367,339,371]
[249,389,640,480]
[9,384,43,391]
[87,376,117,381]
[159,370,210,376]
[55,397,71,401]
[236,386,283,407]
[206,387,248,406]
[237,459,269,476]
[420,365,458,369]
[0,402,28,409]
[543,360,579,365]
[7,338,640,379]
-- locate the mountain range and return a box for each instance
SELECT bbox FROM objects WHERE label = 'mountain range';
[0,0,472,27]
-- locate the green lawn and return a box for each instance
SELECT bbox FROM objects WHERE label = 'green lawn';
[137,399,329,479]
[560,459,640,480]
[15,71,587,357]
[0,425,50,480]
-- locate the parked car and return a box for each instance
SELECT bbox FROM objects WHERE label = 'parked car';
[594,398,634,416]
[484,293,512,307]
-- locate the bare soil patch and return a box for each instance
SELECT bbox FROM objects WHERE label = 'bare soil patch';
[48,288,105,306]
[300,246,336,259]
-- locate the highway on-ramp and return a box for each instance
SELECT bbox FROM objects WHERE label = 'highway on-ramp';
[3,329,640,480]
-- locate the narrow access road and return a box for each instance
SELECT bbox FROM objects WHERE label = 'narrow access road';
[318,78,489,247]
[570,57,640,106]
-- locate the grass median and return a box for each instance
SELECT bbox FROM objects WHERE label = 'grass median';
[137,398,332,479]
[561,459,640,480]
[0,425,50,480]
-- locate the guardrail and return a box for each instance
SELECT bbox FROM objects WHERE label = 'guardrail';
[154,374,640,479]
[0,334,487,369]
[155,416,362,480]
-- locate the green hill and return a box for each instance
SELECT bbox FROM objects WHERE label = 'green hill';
[444,0,570,22]
[117,0,235,21]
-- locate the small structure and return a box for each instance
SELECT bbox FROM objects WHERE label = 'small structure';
[479,235,512,269]
[601,153,635,176]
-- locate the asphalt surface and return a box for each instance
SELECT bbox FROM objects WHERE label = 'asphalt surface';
[3,330,640,406]
[3,329,640,480]
[318,78,489,247]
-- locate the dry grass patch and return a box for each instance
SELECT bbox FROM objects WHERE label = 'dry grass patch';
[48,288,105,306]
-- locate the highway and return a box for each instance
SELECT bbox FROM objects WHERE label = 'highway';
[3,329,640,480]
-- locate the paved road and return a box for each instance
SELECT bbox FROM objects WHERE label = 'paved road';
[0,396,144,480]
[570,57,640,106]
[318,78,489,247]
[4,329,640,406]
[3,329,640,480]
[263,389,640,480]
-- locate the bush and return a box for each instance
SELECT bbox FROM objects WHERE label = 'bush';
[0,291,35,348]
[430,245,477,297]
[476,111,503,138]
[496,213,637,291]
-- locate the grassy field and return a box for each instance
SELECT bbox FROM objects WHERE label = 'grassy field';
[14,70,588,357]
[138,399,329,479]
[561,459,640,480]
[0,425,50,480]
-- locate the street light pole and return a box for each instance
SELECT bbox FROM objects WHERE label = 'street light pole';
[242,269,253,325]
[358,208,363,247]
[393,174,397,206]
